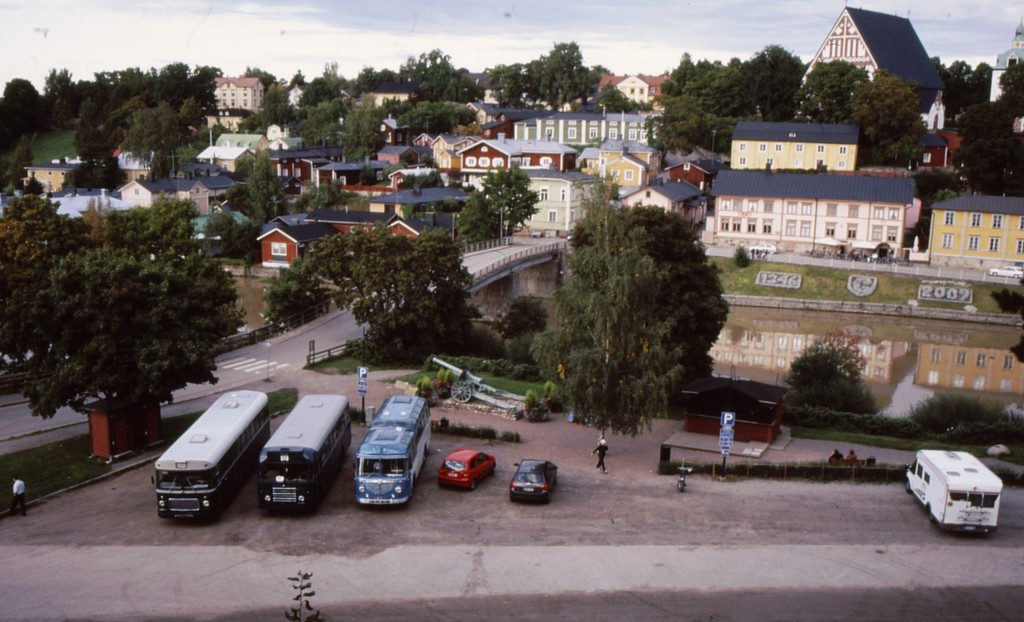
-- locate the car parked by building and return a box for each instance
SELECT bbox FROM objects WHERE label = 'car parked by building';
[987,265,1023,278]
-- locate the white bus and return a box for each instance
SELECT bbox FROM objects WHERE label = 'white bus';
[257,394,351,512]
[905,449,1003,533]
[155,391,270,520]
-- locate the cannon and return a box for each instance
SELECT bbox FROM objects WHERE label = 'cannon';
[431,356,525,413]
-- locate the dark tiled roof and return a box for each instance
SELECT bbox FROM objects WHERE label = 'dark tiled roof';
[847,8,944,90]
[932,195,1024,216]
[269,146,344,160]
[921,133,947,148]
[712,170,913,204]
[370,187,469,205]
[258,222,337,243]
[629,180,702,202]
[733,122,859,144]
[373,81,419,95]
[525,170,597,182]
[308,209,397,224]
[679,376,787,404]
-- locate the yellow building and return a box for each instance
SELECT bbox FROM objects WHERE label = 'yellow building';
[214,76,264,112]
[929,195,1024,269]
[730,122,859,172]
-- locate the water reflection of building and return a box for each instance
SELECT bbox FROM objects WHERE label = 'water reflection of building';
[916,343,1023,395]
[710,324,909,384]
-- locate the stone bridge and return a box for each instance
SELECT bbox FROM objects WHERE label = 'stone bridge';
[463,240,565,319]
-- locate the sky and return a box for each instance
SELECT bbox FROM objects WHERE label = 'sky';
[1,0,1020,91]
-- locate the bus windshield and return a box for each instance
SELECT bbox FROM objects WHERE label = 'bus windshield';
[156,471,214,491]
[259,464,313,482]
[357,457,407,476]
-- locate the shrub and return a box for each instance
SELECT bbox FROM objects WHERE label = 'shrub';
[461,324,506,358]
[909,394,1003,435]
[734,245,751,267]
[785,405,923,438]
[416,376,434,399]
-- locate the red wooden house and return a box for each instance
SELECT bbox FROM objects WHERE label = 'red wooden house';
[85,398,162,460]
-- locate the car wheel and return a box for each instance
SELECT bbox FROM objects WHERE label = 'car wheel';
[469,479,476,491]
[904,480,912,494]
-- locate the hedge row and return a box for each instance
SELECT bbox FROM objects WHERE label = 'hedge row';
[430,419,520,444]
[785,405,1024,445]
[658,460,1024,486]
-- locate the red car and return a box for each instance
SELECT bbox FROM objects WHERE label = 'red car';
[437,449,496,490]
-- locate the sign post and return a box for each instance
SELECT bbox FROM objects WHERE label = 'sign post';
[719,411,735,477]
[357,366,369,414]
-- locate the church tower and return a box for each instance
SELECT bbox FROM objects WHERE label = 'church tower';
[991,20,1024,101]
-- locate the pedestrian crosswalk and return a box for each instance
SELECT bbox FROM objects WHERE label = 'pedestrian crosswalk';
[217,356,291,374]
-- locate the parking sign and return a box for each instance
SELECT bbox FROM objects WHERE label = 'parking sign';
[721,411,735,428]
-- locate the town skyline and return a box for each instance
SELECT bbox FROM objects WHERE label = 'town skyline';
[2,1,1019,91]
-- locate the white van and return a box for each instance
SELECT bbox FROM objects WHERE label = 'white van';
[905,450,1002,533]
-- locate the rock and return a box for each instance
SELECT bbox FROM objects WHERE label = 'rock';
[987,444,1011,457]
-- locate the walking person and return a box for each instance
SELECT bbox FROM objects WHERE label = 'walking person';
[592,438,609,474]
[10,476,26,516]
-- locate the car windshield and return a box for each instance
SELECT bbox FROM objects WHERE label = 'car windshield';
[443,459,466,471]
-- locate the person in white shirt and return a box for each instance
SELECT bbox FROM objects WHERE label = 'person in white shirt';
[10,477,26,516]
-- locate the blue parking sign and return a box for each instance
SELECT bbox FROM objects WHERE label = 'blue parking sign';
[721,411,735,427]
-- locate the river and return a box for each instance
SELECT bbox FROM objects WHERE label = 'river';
[234,276,1022,418]
[714,306,1024,417]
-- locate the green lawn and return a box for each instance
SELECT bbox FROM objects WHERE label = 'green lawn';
[1,129,77,164]
[712,257,1010,314]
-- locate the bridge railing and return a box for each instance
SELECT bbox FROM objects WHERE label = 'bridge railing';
[471,242,564,282]
[462,237,514,254]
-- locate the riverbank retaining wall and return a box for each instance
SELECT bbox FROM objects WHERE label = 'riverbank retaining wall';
[725,295,1021,327]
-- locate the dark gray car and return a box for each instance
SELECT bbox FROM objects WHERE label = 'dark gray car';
[509,459,558,503]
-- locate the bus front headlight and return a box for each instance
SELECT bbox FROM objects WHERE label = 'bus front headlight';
[264,495,271,503]
[395,486,403,495]
[202,499,210,508]
[298,495,305,503]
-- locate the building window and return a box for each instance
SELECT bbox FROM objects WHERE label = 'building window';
[560,188,566,201]
[732,220,741,232]
[567,128,577,140]
[993,214,1004,228]
[757,143,767,152]
[873,207,884,220]
[609,128,618,139]
[738,157,747,166]
[1003,355,1015,371]
[763,201,774,213]
[871,226,883,241]
[775,143,783,152]
[539,188,549,201]
[589,127,598,139]
[1019,216,1024,229]
[888,208,900,221]
[800,221,811,237]
[748,221,757,233]
[826,204,838,217]
[923,152,932,163]
[849,205,859,219]
[719,199,732,211]
[271,242,287,258]
[930,348,942,364]
[825,223,836,237]
[945,212,955,226]
[838,161,846,169]
[540,157,552,167]
[479,157,490,167]
[795,144,804,152]
[887,227,898,242]
[971,213,982,227]
[801,202,813,216]
[465,156,477,166]
[492,157,504,167]
[548,210,558,223]
[839,146,848,155]
[739,143,747,152]
[1017,239,1024,254]
[785,221,797,236]
[816,144,825,153]
[847,226,858,239]
[625,170,634,181]
[785,202,797,215]
[967,236,979,251]
[628,129,637,140]
[746,199,759,212]
[989,237,1001,252]
[720,219,729,231]
[941,233,953,249]
[763,221,772,234]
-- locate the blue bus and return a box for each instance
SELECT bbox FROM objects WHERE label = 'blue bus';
[155,391,270,520]
[354,395,431,505]
[257,394,352,512]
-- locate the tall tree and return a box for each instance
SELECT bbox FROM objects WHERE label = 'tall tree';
[795,60,869,124]
[935,59,993,124]
[122,102,184,179]
[531,197,689,436]
[0,78,44,149]
[851,70,925,165]
[264,256,331,324]
[743,45,806,122]
[397,100,475,136]
[399,49,482,103]
[341,101,386,160]
[71,98,122,189]
[486,63,535,108]
[42,68,79,129]
[298,99,347,146]
[533,42,592,110]
[258,82,294,127]
[596,85,636,114]
[313,225,475,362]
[0,195,89,370]
[457,167,539,242]
[954,100,1023,195]
[9,134,33,190]
[246,149,286,222]
[650,94,710,153]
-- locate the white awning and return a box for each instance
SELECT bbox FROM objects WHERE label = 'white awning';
[817,237,842,246]
[851,240,879,250]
